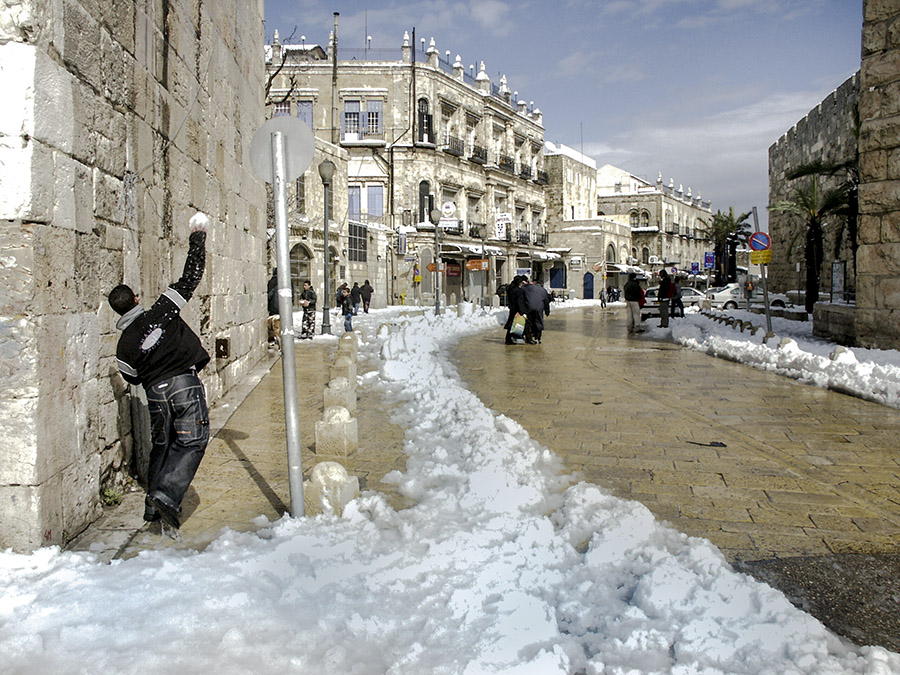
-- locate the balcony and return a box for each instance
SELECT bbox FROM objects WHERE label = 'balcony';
[518,165,533,180]
[498,154,516,173]
[444,135,465,157]
[468,222,487,239]
[469,144,488,164]
[533,232,548,247]
[516,230,530,245]
[534,169,549,185]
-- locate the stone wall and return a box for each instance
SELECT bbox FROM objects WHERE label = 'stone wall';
[767,73,859,295]
[856,0,900,349]
[0,0,267,551]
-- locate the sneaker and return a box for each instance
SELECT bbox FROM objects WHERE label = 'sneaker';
[143,498,160,523]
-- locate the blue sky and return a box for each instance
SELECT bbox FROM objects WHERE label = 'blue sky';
[264,0,863,228]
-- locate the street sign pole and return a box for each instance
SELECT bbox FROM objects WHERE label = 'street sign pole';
[250,116,315,518]
[752,207,773,333]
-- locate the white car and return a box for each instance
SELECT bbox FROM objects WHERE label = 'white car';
[641,285,707,320]
[706,283,788,310]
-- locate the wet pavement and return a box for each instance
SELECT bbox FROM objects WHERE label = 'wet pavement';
[69,304,900,651]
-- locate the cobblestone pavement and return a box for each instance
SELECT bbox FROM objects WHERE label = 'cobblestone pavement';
[70,305,900,650]
[451,305,900,651]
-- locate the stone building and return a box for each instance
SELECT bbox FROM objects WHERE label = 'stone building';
[0,1,267,551]
[542,143,632,298]
[767,74,859,302]
[768,0,900,349]
[265,28,551,306]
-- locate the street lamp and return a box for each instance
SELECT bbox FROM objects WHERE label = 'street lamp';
[318,159,335,334]
[430,207,442,315]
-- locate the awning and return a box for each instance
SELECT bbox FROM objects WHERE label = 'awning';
[531,251,560,261]
[547,247,571,253]
[484,246,505,256]
[608,263,647,275]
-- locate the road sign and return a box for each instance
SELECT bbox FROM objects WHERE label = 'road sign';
[670,267,678,276]
[704,251,715,269]
[748,232,772,251]
[691,262,700,275]
[750,249,772,264]
[465,259,489,271]
[442,201,456,217]
[426,262,446,272]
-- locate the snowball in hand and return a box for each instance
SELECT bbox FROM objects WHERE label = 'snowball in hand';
[189,212,210,231]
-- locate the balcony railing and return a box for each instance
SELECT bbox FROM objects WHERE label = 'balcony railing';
[519,165,533,180]
[469,144,488,164]
[516,230,530,244]
[534,169,549,185]
[533,232,548,246]
[444,135,465,157]
[468,222,487,239]
[498,154,516,173]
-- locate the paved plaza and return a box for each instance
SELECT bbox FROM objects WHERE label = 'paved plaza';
[70,304,900,650]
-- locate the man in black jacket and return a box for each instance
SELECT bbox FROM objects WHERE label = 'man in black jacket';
[522,280,551,344]
[108,212,211,530]
[298,280,317,339]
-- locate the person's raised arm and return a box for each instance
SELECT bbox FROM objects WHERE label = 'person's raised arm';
[169,212,210,303]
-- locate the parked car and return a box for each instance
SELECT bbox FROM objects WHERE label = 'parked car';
[641,285,707,320]
[706,283,788,310]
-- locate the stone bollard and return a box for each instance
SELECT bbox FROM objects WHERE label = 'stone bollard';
[330,351,357,382]
[303,461,360,517]
[338,332,358,360]
[449,292,457,305]
[315,405,358,457]
[762,331,778,344]
[777,337,797,350]
[324,376,356,414]
[457,301,474,317]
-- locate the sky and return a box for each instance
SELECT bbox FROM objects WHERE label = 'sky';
[263,0,863,229]
[1,301,899,673]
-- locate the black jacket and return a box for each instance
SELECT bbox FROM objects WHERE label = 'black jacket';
[350,285,362,303]
[115,231,210,388]
[300,287,317,310]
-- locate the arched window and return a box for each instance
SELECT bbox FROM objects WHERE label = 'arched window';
[606,244,616,263]
[642,247,650,264]
[640,211,650,227]
[417,98,433,143]
[289,243,312,308]
[629,211,639,228]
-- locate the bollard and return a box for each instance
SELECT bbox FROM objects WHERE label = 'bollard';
[315,406,358,457]
[338,332,358,360]
[303,461,360,517]
[330,351,357,382]
[324,376,357,414]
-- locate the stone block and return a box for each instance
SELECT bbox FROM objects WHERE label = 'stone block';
[315,406,358,457]
[302,461,359,517]
[324,376,356,414]
[330,352,357,382]
[338,331,358,360]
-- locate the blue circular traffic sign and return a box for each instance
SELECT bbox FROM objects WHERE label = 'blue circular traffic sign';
[749,232,771,251]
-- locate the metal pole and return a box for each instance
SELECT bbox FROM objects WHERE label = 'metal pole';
[752,207,773,333]
[271,131,305,517]
[432,208,441,315]
[481,236,485,309]
[321,178,332,334]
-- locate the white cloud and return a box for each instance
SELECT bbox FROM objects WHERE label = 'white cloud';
[469,0,514,37]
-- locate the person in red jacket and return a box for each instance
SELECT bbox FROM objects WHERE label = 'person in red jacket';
[108,212,211,530]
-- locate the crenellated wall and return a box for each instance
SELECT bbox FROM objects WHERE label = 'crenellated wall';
[0,0,267,551]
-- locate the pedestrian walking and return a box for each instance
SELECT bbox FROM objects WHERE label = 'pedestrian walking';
[336,281,348,308]
[350,282,362,315]
[522,280,551,344]
[671,277,685,318]
[623,272,644,334]
[658,269,673,328]
[360,279,374,313]
[339,286,354,332]
[108,211,212,530]
[299,280,317,339]
[503,276,527,344]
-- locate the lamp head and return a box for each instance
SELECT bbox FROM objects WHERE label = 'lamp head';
[318,159,335,184]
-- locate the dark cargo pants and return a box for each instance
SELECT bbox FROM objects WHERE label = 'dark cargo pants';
[146,371,209,511]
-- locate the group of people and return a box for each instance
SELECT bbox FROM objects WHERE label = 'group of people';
[336,280,374,332]
[503,276,552,345]
[623,269,686,333]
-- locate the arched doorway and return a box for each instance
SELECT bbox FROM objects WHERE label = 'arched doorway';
[289,243,312,308]
[550,261,566,289]
[583,271,594,299]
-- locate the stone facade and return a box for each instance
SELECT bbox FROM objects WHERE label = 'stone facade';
[856,0,900,349]
[767,73,859,297]
[266,30,552,306]
[0,1,267,551]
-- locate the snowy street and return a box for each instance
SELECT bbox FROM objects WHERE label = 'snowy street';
[1,301,899,674]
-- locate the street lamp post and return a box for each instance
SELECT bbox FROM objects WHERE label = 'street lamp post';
[430,207,442,315]
[318,159,335,334]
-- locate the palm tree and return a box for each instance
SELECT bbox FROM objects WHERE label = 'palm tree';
[769,174,853,313]
[699,207,752,284]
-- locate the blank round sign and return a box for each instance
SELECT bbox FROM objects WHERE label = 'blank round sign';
[249,116,315,184]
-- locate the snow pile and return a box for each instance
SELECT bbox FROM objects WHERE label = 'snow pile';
[654,308,900,409]
[1,305,898,674]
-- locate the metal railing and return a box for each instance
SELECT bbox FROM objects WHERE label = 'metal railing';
[444,135,465,156]
[469,144,488,164]
[498,154,515,173]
